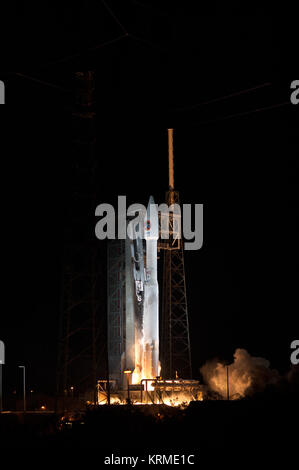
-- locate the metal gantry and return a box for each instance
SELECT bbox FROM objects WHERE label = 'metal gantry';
[57,72,105,404]
[160,130,192,379]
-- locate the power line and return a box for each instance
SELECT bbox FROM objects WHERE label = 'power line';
[16,29,161,72]
[194,101,290,126]
[40,0,164,69]
[101,0,129,35]
[18,1,129,70]
[173,82,273,112]
[41,34,129,68]
[102,0,166,52]
[14,73,71,92]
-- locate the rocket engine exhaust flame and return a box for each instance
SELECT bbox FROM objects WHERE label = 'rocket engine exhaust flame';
[200,348,280,399]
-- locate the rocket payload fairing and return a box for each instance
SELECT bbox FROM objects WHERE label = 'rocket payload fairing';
[143,196,159,379]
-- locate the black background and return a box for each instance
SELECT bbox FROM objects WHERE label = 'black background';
[0,6,298,398]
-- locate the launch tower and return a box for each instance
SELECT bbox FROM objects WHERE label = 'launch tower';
[160,129,192,379]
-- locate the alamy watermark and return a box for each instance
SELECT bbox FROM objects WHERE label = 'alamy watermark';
[290,80,299,105]
[95,196,203,251]
[0,340,5,365]
[290,340,299,365]
[0,80,5,104]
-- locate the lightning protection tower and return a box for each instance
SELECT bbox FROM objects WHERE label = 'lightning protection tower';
[160,129,192,379]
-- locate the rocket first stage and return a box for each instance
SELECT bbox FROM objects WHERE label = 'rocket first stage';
[143,196,159,380]
[107,196,160,389]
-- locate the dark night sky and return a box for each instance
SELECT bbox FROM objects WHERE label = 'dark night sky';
[0,6,298,394]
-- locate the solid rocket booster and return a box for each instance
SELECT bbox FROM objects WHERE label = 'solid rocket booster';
[143,196,159,379]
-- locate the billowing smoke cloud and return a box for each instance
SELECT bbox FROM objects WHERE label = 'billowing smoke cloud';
[200,348,280,399]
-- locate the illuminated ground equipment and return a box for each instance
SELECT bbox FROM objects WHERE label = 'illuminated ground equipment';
[97,377,202,406]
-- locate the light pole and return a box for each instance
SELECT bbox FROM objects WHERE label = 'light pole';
[30,390,34,410]
[0,340,5,413]
[124,370,132,404]
[0,363,2,413]
[19,366,26,412]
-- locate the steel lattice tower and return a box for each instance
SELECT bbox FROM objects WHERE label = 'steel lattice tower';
[57,72,105,404]
[160,130,192,379]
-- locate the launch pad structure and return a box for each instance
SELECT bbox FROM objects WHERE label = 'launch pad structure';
[106,130,200,405]
[56,79,200,407]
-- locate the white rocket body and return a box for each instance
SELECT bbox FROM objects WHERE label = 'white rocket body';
[143,196,159,379]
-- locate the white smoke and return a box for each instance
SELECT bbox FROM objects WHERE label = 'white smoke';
[200,348,280,399]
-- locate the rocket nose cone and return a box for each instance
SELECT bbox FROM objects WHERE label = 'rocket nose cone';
[146,196,158,219]
[148,195,155,206]
[147,196,158,214]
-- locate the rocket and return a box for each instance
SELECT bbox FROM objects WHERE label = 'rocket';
[143,196,159,379]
